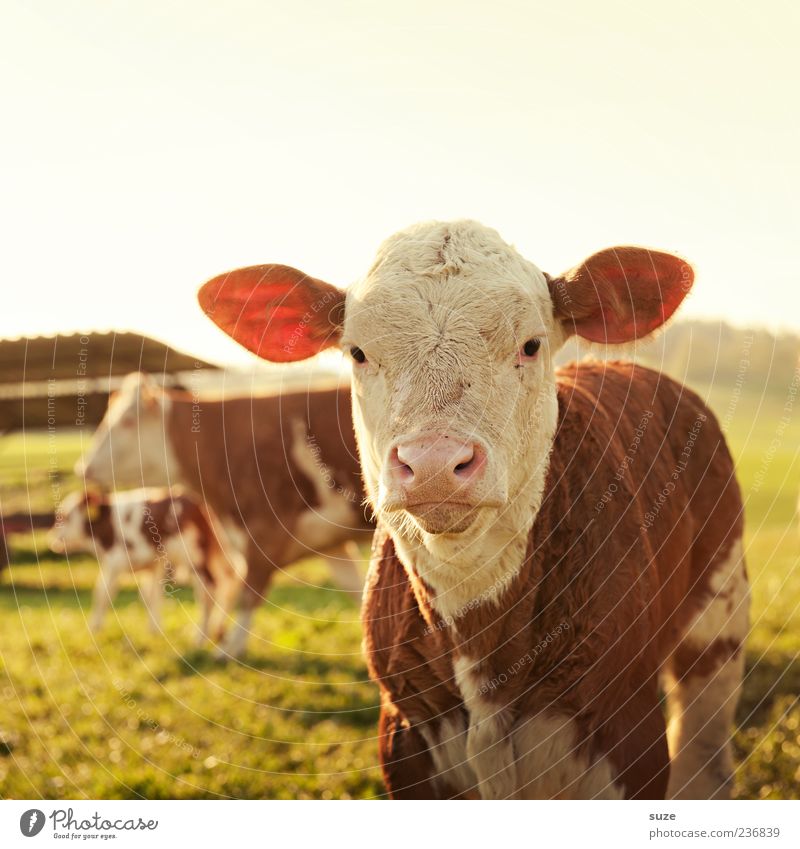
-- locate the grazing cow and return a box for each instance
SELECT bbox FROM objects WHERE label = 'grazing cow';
[199,220,748,800]
[49,489,243,642]
[76,378,372,657]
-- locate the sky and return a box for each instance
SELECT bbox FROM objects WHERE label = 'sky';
[2,1,798,366]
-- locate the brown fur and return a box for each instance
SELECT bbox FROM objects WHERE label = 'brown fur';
[164,386,372,615]
[83,498,115,550]
[138,494,216,587]
[363,361,745,799]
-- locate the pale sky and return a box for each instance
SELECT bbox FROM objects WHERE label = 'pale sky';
[2,1,798,366]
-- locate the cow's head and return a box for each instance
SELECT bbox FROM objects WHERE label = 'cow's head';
[199,221,691,547]
[76,372,179,489]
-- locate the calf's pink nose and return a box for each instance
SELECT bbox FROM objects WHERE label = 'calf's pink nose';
[387,433,485,502]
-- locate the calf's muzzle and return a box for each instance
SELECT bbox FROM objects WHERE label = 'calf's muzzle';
[385,432,487,510]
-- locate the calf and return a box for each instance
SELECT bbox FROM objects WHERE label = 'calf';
[77,381,372,657]
[49,489,243,643]
[199,220,748,799]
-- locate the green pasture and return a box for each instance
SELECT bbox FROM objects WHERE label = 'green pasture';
[1,380,799,799]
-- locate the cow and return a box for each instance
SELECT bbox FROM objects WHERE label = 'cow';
[49,488,243,642]
[198,220,749,800]
[76,377,372,657]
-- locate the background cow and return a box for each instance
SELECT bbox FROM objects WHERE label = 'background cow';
[49,488,243,643]
[77,377,373,657]
[199,219,749,799]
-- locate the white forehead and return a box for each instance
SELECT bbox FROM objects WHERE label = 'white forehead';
[105,373,162,424]
[348,220,552,332]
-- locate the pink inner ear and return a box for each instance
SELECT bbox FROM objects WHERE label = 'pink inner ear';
[563,248,693,344]
[198,265,344,362]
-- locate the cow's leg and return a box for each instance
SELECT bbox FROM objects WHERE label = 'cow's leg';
[378,702,441,799]
[662,539,749,799]
[212,566,244,644]
[89,560,123,632]
[218,548,277,659]
[204,539,246,644]
[219,586,262,658]
[325,540,363,600]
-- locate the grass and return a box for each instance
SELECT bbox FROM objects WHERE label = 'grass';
[1,378,800,799]
[0,543,382,799]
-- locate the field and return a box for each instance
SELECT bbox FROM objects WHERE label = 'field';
[1,379,799,799]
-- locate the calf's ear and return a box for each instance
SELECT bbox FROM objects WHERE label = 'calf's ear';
[547,247,693,343]
[198,264,345,362]
[84,487,104,521]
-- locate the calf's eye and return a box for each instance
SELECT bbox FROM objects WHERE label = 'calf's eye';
[350,346,367,364]
[521,338,541,358]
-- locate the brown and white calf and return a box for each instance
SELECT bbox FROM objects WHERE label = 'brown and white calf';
[76,380,372,657]
[49,489,243,642]
[198,220,748,799]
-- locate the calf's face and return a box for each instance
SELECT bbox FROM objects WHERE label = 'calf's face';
[49,491,100,553]
[342,225,563,536]
[199,220,691,541]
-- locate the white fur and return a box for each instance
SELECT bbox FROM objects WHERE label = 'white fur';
[453,656,519,799]
[447,656,623,799]
[219,607,255,659]
[513,713,624,799]
[418,714,476,797]
[281,418,365,597]
[663,540,749,799]
[285,419,363,556]
[682,540,749,647]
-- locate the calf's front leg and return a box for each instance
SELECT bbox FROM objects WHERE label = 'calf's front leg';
[378,704,441,799]
[89,562,122,633]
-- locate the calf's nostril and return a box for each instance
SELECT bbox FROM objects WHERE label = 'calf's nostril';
[391,446,415,481]
[453,445,476,475]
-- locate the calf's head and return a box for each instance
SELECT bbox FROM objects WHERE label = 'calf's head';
[49,490,107,553]
[199,221,691,543]
[77,372,177,490]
